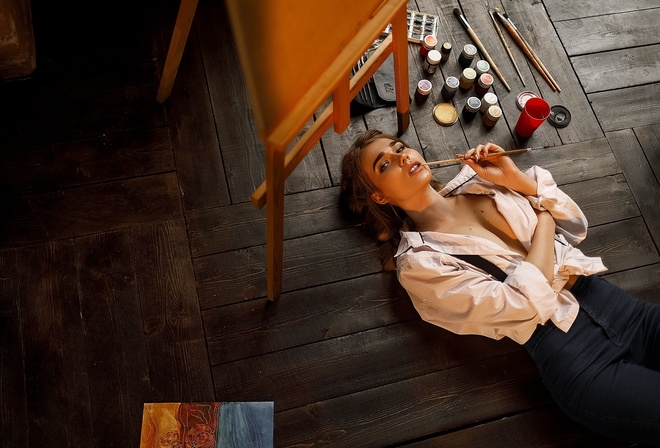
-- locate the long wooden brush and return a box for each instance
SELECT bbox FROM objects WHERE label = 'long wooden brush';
[423,148,532,167]
[488,9,525,86]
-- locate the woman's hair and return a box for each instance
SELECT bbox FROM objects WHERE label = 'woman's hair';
[340,129,442,270]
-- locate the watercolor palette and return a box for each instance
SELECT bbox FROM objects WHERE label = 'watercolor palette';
[406,10,440,42]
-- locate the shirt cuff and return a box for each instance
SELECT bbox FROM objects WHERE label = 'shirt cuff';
[506,261,558,323]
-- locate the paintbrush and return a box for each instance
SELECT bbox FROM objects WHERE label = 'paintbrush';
[423,147,533,166]
[502,11,560,92]
[494,9,560,92]
[488,8,525,86]
[453,8,511,92]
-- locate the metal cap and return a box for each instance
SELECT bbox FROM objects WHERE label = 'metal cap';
[548,105,571,127]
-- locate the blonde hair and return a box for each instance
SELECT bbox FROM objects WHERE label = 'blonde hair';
[340,130,442,270]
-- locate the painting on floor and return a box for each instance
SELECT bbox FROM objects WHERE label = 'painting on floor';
[140,402,274,448]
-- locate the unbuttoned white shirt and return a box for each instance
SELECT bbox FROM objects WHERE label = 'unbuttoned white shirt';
[395,165,607,344]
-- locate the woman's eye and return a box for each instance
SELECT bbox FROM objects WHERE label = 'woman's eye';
[396,145,405,153]
[379,160,390,172]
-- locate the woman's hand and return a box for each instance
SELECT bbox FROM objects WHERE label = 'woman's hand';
[460,143,537,195]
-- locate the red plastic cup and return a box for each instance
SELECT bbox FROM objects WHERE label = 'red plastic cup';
[515,98,551,137]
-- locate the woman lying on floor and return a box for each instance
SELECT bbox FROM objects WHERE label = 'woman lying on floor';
[340,129,660,445]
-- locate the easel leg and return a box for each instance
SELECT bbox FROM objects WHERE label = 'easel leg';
[391,4,410,135]
[266,143,285,301]
[156,0,199,103]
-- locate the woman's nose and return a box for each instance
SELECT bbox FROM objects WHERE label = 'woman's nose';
[396,153,409,166]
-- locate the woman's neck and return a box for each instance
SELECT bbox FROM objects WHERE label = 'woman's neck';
[400,186,454,231]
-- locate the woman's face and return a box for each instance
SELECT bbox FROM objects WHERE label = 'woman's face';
[359,137,432,206]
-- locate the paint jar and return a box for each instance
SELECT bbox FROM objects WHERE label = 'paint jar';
[474,73,493,98]
[475,60,490,75]
[440,42,452,63]
[458,44,477,68]
[462,96,481,121]
[459,68,477,90]
[480,92,498,113]
[423,50,442,75]
[420,35,438,58]
[483,105,502,128]
[440,76,460,101]
[415,79,433,105]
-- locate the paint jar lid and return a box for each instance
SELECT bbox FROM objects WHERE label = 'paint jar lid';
[426,49,442,64]
[444,76,460,91]
[462,44,477,57]
[485,105,502,119]
[465,96,482,112]
[548,105,571,128]
[422,35,438,49]
[461,68,477,81]
[516,91,539,110]
[440,42,452,54]
[433,103,458,126]
[417,79,433,94]
[475,60,490,74]
[478,73,494,88]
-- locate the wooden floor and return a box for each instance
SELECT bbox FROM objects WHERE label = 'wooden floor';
[1,0,659,446]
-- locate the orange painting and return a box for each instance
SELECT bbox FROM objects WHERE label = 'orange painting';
[140,402,273,448]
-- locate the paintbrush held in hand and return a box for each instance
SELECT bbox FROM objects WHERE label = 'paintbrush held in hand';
[423,148,532,167]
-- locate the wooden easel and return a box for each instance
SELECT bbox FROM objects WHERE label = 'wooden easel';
[157,0,410,300]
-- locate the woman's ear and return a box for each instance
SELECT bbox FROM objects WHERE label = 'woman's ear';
[371,191,390,205]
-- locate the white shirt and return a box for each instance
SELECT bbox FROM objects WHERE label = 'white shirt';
[395,165,607,344]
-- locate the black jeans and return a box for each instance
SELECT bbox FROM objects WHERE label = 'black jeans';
[524,275,660,445]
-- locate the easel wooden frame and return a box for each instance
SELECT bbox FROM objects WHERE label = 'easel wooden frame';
[157,0,410,300]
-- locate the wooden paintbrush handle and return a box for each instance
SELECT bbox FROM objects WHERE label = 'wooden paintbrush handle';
[496,14,556,91]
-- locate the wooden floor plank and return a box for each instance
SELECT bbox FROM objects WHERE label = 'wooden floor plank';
[161,20,231,211]
[571,44,660,93]
[0,82,166,150]
[0,128,174,195]
[0,173,183,249]
[194,228,381,307]
[187,187,349,257]
[590,83,660,132]
[406,406,630,448]
[321,114,368,187]
[18,241,94,447]
[544,0,659,22]
[213,322,520,412]
[555,9,660,56]
[0,249,28,448]
[560,174,639,226]
[77,231,152,447]
[274,351,548,448]
[203,273,415,364]
[132,221,214,402]
[606,129,660,249]
[580,217,660,272]
[634,123,660,182]
[605,264,660,304]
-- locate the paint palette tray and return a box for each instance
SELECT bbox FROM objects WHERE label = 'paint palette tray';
[406,10,440,43]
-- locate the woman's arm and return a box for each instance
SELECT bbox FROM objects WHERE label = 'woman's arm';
[526,210,556,283]
[463,143,589,245]
[397,251,563,344]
